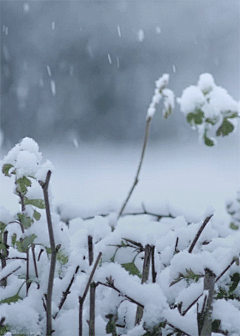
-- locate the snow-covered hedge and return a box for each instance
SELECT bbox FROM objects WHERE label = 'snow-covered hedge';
[0,74,240,336]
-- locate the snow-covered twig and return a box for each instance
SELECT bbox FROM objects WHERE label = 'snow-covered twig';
[215,258,237,283]
[167,322,192,336]
[135,244,151,325]
[198,268,216,336]
[188,214,213,253]
[79,252,102,336]
[0,265,21,283]
[97,281,144,308]
[54,265,80,319]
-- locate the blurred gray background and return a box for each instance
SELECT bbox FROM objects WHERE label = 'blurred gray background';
[1,1,239,147]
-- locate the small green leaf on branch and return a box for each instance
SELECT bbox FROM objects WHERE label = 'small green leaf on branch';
[33,210,41,221]
[16,176,32,194]
[216,118,234,137]
[16,234,37,253]
[187,109,204,125]
[121,261,142,278]
[0,293,22,304]
[17,213,33,229]
[2,163,14,177]
[24,198,45,209]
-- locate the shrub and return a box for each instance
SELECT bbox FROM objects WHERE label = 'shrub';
[0,74,239,336]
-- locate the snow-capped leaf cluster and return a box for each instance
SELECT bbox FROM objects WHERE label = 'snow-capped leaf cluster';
[177,73,239,146]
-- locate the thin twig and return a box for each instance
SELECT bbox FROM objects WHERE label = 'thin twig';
[215,259,236,282]
[0,231,8,287]
[39,170,59,336]
[26,248,30,296]
[188,215,213,253]
[0,317,5,326]
[151,246,157,283]
[167,322,192,336]
[37,248,44,261]
[88,235,95,336]
[31,244,38,278]
[118,117,151,219]
[135,244,151,325]
[79,252,102,336]
[97,281,144,308]
[0,265,21,283]
[54,266,80,319]
[79,252,102,305]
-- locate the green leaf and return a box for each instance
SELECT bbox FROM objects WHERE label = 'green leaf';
[0,293,22,304]
[0,222,6,231]
[121,262,142,278]
[16,176,32,194]
[33,209,41,221]
[16,234,36,253]
[57,249,68,265]
[0,324,10,336]
[187,109,204,125]
[230,223,239,230]
[2,163,14,177]
[212,319,221,333]
[225,111,239,119]
[24,198,45,209]
[204,135,215,147]
[229,273,240,292]
[11,233,17,247]
[17,213,33,229]
[216,118,234,137]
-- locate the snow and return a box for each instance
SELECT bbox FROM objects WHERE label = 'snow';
[177,85,205,115]
[117,25,121,37]
[147,74,171,119]
[137,29,144,42]
[197,73,215,93]
[213,299,240,334]
[46,65,52,77]
[107,53,112,64]
[50,80,56,95]
[23,3,30,13]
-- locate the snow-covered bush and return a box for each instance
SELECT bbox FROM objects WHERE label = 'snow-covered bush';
[0,74,240,336]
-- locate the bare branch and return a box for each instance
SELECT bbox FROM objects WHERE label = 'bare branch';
[97,281,144,308]
[39,170,58,336]
[118,117,151,219]
[54,266,80,319]
[0,265,21,283]
[79,252,102,336]
[188,215,213,253]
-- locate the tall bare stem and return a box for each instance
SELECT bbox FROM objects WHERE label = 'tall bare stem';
[118,117,151,219]
[39,170,60,336]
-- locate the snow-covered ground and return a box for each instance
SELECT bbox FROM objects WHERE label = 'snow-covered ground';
[1,137,239,222]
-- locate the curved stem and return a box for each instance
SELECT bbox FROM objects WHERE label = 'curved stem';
[118,117,151,219]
